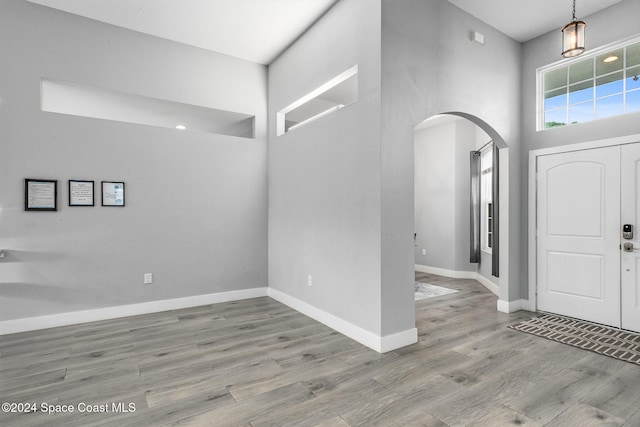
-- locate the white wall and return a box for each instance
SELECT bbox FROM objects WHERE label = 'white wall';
[381,0,522,321]
[521,0,640,295]
[268,0,522,345]
[0,0,268,322]
[268,0,385,337]
[414,119,478,273]
[414,123,456,270]
[414,118,498,287]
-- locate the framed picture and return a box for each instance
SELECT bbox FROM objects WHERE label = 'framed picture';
[25,178,57,211]
[69,180,94,206]
[102,181,125,207]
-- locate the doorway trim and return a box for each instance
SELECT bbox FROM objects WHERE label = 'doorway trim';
[528,133,640,312]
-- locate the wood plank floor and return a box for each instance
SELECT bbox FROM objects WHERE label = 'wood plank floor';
[2,272,640,426]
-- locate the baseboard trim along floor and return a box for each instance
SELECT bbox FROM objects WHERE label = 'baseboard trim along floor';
[415,264,500,296]
[268,287,417,353]
[1,286,418,353]
[497,299,530,313]
[0,287,269,335]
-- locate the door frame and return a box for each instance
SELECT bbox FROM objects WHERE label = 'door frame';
[528,133,640,312]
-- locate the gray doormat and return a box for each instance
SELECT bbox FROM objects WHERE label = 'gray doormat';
[414,282,459,300]
[508,314,640,366]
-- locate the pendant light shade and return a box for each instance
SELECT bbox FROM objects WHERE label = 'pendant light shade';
[562,0,586,58]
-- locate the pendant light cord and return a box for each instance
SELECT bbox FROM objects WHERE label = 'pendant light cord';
[572,0,577,21]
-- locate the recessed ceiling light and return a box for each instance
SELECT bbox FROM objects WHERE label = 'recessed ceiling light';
[604,55,619,63]
[175,124,186,130]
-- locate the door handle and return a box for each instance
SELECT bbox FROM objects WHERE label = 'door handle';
[623,242,640,252]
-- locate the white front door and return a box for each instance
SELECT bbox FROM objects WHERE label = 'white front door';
[537,146,621,327]
[621,144,640,333]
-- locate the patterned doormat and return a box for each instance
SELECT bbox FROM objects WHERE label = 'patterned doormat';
[508,314,640,366]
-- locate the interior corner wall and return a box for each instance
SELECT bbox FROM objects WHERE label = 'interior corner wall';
[414,119,477,274]
[0,0,268,322]
[521,0,640,296]
[267,0,383,336]
[381,0,522,321]
[414,123,456,270]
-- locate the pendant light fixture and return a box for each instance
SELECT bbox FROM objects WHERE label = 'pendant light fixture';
[561,0,586,58]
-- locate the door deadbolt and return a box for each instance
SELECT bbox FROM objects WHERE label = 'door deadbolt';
[624,224,634,240]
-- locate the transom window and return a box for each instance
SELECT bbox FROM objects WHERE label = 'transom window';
[540,36,640,130]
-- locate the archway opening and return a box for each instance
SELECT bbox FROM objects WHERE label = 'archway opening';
[413,112,509,307]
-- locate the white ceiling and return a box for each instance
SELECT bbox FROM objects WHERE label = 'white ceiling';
[27,0,339,65]
[28,0,626,64]
[447,0,625,43]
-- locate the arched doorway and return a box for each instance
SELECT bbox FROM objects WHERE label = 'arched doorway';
[413,112,510,309]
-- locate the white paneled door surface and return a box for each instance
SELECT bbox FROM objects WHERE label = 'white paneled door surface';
[621,144,640,333]
[537,146,621,328]
[537,143,640,333]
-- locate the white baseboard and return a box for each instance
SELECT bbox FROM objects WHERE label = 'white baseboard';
[380,328,419,353]
[497,299,530,313]
[415,264,499,296]
[474,274,500,296]
[415,264,476,279]
[268,288,417,353]
[0,287,268,336]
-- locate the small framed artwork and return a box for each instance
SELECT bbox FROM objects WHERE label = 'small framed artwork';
[69,180,94,206]
[102,181,125,207]
[25,178,58,211]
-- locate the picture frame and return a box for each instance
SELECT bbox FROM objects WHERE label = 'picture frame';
[101,181,125,207]
[25,178,57,211]
[69,180,95,206]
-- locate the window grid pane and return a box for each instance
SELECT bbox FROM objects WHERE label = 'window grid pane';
[541,37,640,130]
[569,80,594,105]
[596,71,624,98]
[545,107,568,128]
[627,42,640,67]
[569,101,594,124]
[626,89,640,113]
[596,94,624,119]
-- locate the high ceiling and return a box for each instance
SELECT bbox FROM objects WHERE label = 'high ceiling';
[27,0,626,64]
[26,0,339,65]
[447,0,625,43]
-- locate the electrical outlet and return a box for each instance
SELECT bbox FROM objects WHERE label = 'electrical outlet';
[307,275,313,286]
[144,273,153,285]
[422,249,427,255]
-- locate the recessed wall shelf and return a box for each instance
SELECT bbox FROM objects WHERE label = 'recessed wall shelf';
[276,65,358,135]
[41,79,255,138]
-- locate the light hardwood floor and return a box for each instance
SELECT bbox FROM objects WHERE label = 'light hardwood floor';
[2,273,640,426]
